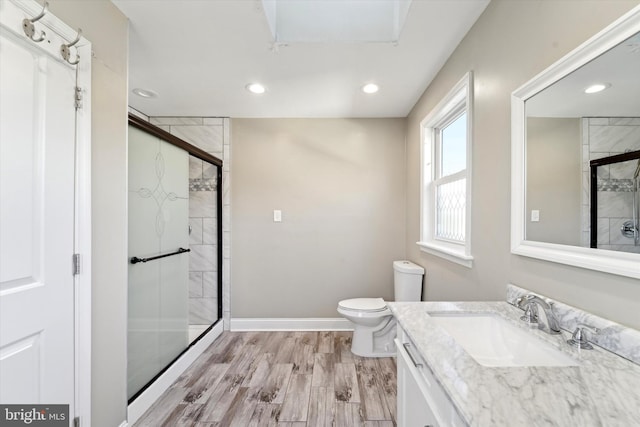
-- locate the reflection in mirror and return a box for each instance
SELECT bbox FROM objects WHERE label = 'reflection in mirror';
[590,150,640,251]
[524,31,640,253]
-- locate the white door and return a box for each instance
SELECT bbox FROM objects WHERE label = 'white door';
[0,1,86,419]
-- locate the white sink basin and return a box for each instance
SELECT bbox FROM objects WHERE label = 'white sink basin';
[428,312,578,367]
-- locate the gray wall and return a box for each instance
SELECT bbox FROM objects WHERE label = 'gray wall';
[405,0,640,329]
[526,117,581,245]
[49,2,129,426]
[231,118,406,317]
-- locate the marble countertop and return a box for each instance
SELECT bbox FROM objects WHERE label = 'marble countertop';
[388,301,640,426]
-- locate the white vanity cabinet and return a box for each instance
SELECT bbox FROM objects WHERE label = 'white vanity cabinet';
[396,327,466,427]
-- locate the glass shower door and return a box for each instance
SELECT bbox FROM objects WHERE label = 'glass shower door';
[127,125,190,400]
[590,150,640,252]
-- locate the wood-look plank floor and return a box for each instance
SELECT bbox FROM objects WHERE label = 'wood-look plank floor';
[133,331,397,427]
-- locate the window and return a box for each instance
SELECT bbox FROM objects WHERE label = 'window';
[418,72,473,267]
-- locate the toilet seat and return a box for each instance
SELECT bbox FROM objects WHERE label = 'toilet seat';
[338,297,387,313]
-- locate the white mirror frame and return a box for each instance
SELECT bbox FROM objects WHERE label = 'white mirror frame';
[511,5,640,279]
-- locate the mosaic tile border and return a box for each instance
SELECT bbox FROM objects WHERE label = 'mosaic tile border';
[597,177,636,192]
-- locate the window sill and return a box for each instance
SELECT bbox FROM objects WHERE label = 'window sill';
[416,241,473,268]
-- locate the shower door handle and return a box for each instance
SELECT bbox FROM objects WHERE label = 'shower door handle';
[130,247,191,264]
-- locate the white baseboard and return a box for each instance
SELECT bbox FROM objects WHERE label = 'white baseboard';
[230,317,353,331]
[127,321,224,425]
[118,421,128,427]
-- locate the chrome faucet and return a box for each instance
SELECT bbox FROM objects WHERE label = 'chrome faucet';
[517,294,561,335]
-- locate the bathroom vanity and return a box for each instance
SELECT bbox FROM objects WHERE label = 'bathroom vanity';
[389,292,640,426]
[395,326,466,426]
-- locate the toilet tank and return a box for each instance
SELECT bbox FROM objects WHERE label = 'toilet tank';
[393,260,425,301]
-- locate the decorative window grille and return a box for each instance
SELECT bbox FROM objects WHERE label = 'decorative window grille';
[434,111,467,242]
[436,176,466,242]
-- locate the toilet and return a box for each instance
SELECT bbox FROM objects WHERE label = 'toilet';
[337,260,424,357]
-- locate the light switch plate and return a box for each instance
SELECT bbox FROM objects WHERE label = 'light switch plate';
[531,210,540,222]
[273,210,282,222]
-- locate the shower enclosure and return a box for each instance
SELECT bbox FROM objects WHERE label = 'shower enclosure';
[127,115,222,401]
[590,149,640,251]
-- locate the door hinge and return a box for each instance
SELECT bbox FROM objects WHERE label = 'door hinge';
[75,86,83,109]
[74,416,80,427]
[72,253,81,276]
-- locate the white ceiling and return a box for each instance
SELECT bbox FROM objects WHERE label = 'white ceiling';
[112,0,489,118]
[526,32,640,118]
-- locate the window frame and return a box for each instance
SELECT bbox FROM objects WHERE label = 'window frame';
[418,72,474,267]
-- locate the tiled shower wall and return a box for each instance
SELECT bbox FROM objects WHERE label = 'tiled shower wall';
[149,116,231,329]
[581,117,640,253]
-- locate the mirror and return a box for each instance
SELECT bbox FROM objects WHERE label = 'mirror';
[511,6,640,279]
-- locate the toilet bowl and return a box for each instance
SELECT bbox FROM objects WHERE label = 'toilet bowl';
[337,260,425,357]
[337,297,395,357]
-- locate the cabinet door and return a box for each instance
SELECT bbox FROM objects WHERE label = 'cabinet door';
[396,339,438,427]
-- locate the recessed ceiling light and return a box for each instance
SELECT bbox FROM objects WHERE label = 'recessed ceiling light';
[362,83,379,94]
[246,83,266,94]
[584,83,610,94]
[132,88,159,98]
